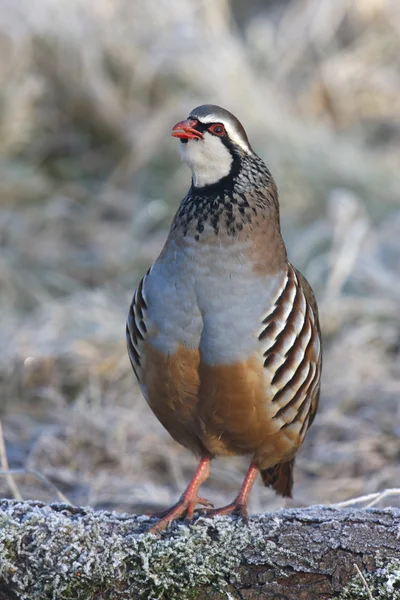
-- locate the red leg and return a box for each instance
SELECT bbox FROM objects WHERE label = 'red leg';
[149,456,212,533]
[200,462,258,520]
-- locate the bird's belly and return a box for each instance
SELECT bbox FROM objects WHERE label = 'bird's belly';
[197,354,300,464]
[139,341,207,455]
[140,338,296,462]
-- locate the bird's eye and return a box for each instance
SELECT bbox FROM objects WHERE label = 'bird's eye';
[208,124,226,136]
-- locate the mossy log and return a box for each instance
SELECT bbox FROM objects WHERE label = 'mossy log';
[0,499,399,599]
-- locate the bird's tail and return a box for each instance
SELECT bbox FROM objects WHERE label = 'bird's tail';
[260,459,294,498]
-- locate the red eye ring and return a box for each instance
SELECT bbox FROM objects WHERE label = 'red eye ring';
[208,123,226,136]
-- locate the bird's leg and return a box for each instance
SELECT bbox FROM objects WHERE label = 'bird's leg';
[149,456,212,533]
[199,462,258,520]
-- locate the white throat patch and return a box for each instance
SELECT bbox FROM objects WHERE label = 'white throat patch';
[179,132,233,188]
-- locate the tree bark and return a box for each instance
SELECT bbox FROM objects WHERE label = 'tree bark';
[0,499,399,599]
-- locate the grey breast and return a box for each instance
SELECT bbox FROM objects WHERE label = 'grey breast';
[143,234,287,366]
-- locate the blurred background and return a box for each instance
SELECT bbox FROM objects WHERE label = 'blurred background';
[0,0,399,514]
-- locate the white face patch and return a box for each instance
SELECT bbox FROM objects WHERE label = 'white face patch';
[179,132,233,187]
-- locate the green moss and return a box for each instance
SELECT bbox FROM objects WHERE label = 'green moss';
[338,559,400,600]
[0,503,275,600]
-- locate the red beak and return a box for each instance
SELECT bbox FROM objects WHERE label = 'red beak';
[171,119,203,140]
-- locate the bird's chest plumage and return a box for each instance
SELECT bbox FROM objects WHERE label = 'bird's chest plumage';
[144,233,284,365]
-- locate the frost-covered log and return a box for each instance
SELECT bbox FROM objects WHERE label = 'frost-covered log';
[0,500,399,599]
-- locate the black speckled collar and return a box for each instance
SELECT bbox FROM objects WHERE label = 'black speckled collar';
[172,153,277,239]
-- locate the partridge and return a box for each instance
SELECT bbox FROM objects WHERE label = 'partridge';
[127,105,322,532]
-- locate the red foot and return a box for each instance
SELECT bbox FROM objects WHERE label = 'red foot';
[198,500,249,521]
[147,496,212,520]
[149,495,213,533]
[148,457,212,533]
[197,463,259,522]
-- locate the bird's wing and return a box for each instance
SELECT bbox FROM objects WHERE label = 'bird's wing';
[126,272,149,385]
[258,263,322,439]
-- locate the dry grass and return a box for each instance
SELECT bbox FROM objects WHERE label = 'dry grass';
[354,563,375,600]
[0,0,399,514]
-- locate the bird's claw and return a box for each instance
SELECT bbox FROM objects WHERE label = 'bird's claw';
[196,500,249,521]
[147,495,214,533]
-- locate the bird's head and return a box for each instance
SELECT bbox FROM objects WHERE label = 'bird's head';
[172,104,253,189]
